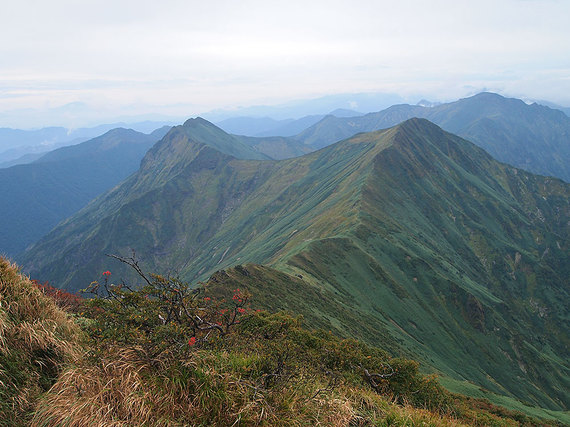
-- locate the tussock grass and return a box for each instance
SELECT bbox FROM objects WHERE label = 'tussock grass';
[33,346,472,426]
[31,309,540,426]
[32,347,170,426]
[0,257,81,426]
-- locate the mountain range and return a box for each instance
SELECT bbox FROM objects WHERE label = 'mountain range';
[0,120,177,168]
[215,92,570,182]
[202,92,405,122]
[20,116,569,417]
[0,126,170,257]
[205,92,570,183]
[215,109,362,137]
[291,92,570,182]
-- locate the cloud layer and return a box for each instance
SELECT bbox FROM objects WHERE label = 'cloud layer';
[1,0,569,127]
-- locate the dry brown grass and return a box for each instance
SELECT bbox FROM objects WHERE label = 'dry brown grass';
[0,256,81,424]
[32,347,474,427]
[0,257,80,353]
[32,347,171,427]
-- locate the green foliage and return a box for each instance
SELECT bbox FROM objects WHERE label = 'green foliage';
[79,261,453,416]
[83,266,252,357]
[1,256,557,426]
[229,311,453,412]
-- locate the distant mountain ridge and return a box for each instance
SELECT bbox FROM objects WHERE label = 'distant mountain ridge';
[202,92,404,122]
[21,118,569,414]
[215,109,362,138]
[158,117,269,161]
[0,126,170,257]
[293,92,570,182]
[0,120,177,167]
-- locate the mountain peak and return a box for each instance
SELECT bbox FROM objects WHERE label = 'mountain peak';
[182,116,215,128]
[471,91,504,100]
[463,92,525,108]
[396,117,440,130]
[391,117,448,141]
[136,118,270,189]
[34,127,152,164]
[297,92,569,182]
[101,127,140,137]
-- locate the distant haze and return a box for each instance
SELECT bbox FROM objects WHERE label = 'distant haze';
[1,0,569,128]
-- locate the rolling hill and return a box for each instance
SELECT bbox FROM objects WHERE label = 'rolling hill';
[20,117,569,417]
[0,126,169,257]
[295,92,570,182]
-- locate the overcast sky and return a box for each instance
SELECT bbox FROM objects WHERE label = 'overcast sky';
[1,0,569,128]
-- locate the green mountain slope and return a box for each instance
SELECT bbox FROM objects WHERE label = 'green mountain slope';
[170,117,270,161]
[295,92,570,182]
[234,134,313,159]
[215,114,325,137]
[0,127,168,257]
[21,118,569,415]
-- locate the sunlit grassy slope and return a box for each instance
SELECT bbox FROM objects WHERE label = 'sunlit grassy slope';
[20,118,569,418]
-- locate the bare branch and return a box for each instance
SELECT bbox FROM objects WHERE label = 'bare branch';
[106,252,152,286]
[307,371,337,400]
[363,363,395,390]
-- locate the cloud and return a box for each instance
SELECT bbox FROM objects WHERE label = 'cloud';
[1,0,570,127]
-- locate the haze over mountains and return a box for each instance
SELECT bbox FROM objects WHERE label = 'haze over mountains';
[0,126,170,256]
[215,109,362,137]
[20,114,569,416]
[202,92,404,122]
[4,0,570,421]
[4,92,568,180]
[0,120,177,168]
[0,91,566,422]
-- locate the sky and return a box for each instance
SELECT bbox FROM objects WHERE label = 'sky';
[1,0,569,128]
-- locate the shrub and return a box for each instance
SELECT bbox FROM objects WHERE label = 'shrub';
[230,311,453,412]
[82,255,252,358]
[26,256,547,426]
[78,255,453,417]
[31,280,83,313]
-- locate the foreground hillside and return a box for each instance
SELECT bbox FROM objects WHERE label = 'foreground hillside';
[21,118,569,418]
[0,258,80,425]
[1,257,561,426]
